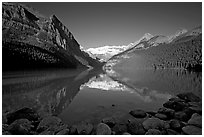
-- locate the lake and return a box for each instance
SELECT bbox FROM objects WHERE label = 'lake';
[2,65,202,126]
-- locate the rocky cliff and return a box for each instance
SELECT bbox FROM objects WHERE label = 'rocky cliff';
[2,2,101,71]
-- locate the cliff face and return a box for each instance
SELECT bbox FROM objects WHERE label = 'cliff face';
[2,2,101,71]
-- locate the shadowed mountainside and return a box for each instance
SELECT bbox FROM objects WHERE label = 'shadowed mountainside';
[2,2,102,71]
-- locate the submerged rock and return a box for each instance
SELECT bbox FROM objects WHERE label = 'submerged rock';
[96,123,111,135]
[182,125,202,135]
[127,120,145,135]
[129,109,147,118]
[145,129,161,135]
[177,92,201,102]
[101,117,116,128]
[8,119,33,135]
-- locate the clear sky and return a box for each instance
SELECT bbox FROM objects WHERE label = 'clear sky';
[22,2,201,49]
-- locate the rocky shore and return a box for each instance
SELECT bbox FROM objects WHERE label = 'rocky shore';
[2,92,202,135]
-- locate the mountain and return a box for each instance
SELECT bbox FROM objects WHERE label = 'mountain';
[85,33,154,62]
[109,26,202,71]
[2,2,101,71]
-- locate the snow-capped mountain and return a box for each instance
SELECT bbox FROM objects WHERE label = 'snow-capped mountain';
[85,26,201,62]
[85,33,154,62]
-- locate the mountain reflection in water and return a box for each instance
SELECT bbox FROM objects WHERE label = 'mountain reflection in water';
[2,67,201,125]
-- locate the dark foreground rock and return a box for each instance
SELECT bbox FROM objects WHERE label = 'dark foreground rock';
[96,123,111,135]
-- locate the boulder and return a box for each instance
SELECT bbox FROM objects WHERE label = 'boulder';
[75,121,93,135]
[157,107,175,118]
[142,118,165,130]
[146,111,157,116]
[174,111,189,122]
[39,130,55,135]
[166,129,180,135]
[101,117,116,128]
[129,109,147,118]
[155,113,168,120]
[177,92,201,102]
[6,107,39,124]
[56,129,70,135]
[182,125,202,135]
[69,126,77,135]
[96,123,111,135]
[112,123,127,134]
[8,119,33,135]
[145,129,161,135]
[127,120,145,135]
[37,116,62,132]
[163,100,187,111]
[123,132,131,135]
[188,113,202,128]
[169,119,181,130]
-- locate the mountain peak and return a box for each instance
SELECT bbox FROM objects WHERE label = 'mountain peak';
[139,33,154,42]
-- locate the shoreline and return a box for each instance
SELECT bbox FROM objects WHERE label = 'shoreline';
[2,92,202,135]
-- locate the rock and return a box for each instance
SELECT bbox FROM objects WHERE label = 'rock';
[8,119,33,135]
[101,117,116,128]
[188,106,202,115]
[166,129,180,135]
[6,107,39,124]
[39,130,55,135]
[177,92,201,102]
[37,116,62,132]
[75,121,93,135]
[112,123,127,134]
[111,131,116,135]
[188,101,202,107]
[182,125,202,135]
[56,129,70,135]
[169,97,186,102]
[142,118,165,130]
[129,109,147,118]
[157,107,175,118]
[155,113,168,120]
[123,132,131,135]
[69,126,77,135]
[96,123,111,135]
[188,113,202,128]
[127,120,145,135]
[145,129,161,135]
[146,111,157,116]
[163,100,187,111]
[174,111,189,122]
[163,121,170,129]
[169,119,181,130]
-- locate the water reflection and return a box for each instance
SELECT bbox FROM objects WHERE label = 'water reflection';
[2,66,201,125]
[2,68,103,117]
[81,72,172,103]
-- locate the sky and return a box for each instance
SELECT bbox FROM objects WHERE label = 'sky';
[22,2,201,49]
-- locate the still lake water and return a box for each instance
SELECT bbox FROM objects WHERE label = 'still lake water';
[2,65,202,125]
